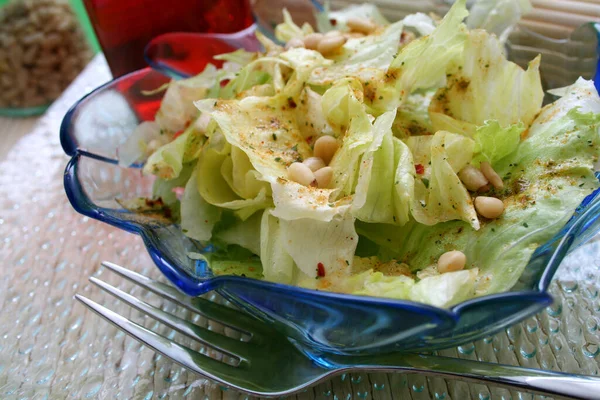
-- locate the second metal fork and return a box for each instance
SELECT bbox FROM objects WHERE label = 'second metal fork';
[76,261,600,399]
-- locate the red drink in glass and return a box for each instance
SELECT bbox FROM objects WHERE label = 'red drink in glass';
[82,0,254,77]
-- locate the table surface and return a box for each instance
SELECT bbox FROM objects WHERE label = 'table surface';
[2,55,600,400]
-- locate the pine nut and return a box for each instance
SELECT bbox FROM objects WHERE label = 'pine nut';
[458,165,488,192]
[285,37,305,50]
[438,250,466,273]
[346,16,376,34]
[303,33,323,50]
[303,157,326,172]
[480,162,504,189]
[313,136,340,164]
[344,32,365,39]
[317,35,346,56]
[324,30,343,38]
[288,162,316,187]
[314,166,333,188]
[474,196,504,219]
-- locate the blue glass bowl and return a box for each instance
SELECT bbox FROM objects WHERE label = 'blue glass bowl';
[61,20,600,356]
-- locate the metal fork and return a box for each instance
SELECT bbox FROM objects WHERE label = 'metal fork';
[75,261,600,399]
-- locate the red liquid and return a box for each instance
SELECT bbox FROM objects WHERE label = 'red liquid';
[83,0,254,77]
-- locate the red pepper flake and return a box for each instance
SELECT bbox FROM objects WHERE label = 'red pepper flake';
[306,135,313,144]
[173,129,184,139]
[415,164,425,175]
[317,262,325,277]
[329,18,337,26]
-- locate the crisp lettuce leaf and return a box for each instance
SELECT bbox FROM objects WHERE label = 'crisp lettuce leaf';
[143,122,206,179]
[409,269,479,307]
[352,110,415,225]
[402,13,436,36]
[308,21,404,87]
[260,210,296,283]
[196,96,311,182]
[429,29,543,129]
[405,135,433,183]
[314,3,390,34]
[214,211,263,255]
[467,0,532,43]
[325,79,375,196]
[280,209,357,279]
[180,169,221,241]
[296,86,333,139]
[348,270,415,299]
[472,120,524,166]
[155,64,220,132]
[152,162,194,206]
[411,131,479,229]
[274,8,314,42]
[118,121,168,167]
[327,3,389,29]
[196,136,271,220]
[270,181,349,222]
[312,257,478,308]
[221,146,270,200]
[381,0,468,107]
[393,91,435,139]
[358,80,600,297]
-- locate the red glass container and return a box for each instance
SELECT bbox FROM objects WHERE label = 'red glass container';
[82,0,254,77]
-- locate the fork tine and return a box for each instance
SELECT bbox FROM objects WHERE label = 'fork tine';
[74,294,246,391]
[90,277,253,360]
[101,261,265,334]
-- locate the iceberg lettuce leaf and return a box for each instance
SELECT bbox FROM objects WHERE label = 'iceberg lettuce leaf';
[274,8,314,42]
[280,209,357,278]
[467,0,532,43]
[389,0,468,97]
[214,211,263,255]
[143,122,207,179]
[352,110,415,225]
[410,131,479,229]
[180,169,221,241]
[325,79,375,196]
[472,120,524,166]
[358,80,600,298]
[260,210,296,284]
[429,30,543,129]
[308,21,404,87]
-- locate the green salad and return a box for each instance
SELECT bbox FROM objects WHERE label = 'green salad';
[119,0,600,308]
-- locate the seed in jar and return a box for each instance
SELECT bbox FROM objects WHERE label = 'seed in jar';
[303,33,323,50]
[458,165,488,192]
[346,16,376,34]
[474,196,504,219]
[438,250,466,273]
[314,166,333,188]
[303,157,326,172]
[480,162,504,189]
[317,35,346,56]
[313,136,340,164]
[288,162,316,187]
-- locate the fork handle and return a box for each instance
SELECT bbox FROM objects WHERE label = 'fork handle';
[334,353,600,400]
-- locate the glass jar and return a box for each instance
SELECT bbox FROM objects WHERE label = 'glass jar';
[0,0,95,117]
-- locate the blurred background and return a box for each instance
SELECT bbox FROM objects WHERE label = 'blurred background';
[0,0,599,159]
